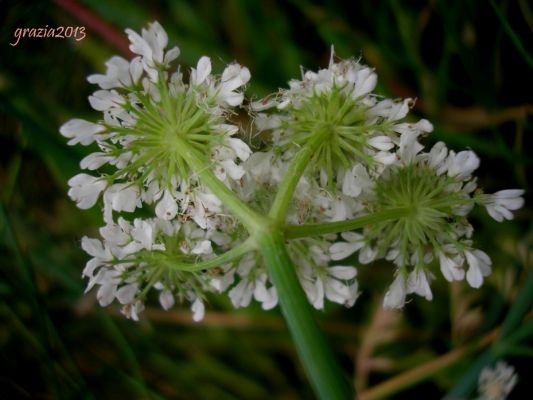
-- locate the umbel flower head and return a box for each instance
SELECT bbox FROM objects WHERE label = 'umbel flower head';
[61,21,255,319]
[249,51,524,309]
[252,49,433,190]
[62,21,524,321]
[62,21,251,228]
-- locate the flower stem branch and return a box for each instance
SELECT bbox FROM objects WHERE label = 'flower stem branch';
[258,229,354,400]
[176,141,269,231]
[269,127,330,224]
[285,207,411,238]
[169,238,256,272]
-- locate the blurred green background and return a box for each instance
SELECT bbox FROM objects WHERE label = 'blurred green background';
[1,0,531,399]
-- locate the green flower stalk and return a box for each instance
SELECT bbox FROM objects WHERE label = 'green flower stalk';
[61,22,524,399]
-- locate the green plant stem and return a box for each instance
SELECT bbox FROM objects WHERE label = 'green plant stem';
[269,127,330,223]
[169,239,256,272]
[285,207,411,238]
[258,230,353,400]
[176,140,269,232]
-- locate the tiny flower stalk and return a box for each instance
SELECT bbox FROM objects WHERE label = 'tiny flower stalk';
[62,22,524,400]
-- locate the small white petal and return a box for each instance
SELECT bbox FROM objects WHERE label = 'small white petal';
[159,290,175,310]
[191,298,205,321]
[155,190,178,220]
[328,266,357,280]
[116,283,139,304]
[104,183,140,213]
[81,236,111,260]
[368,136,394,151]
[220,159,245,180]
[448,151,480,179]
[329,242,363,260]
[383,273,407,309]
[97,282,117,307]
[406,270,433,300]
[465,250,492,288]
[191,56,211,85]
[80,152,113,170]
[225,138,252,161]
[60,119,105,146]
[68,174,107,209]
[191,240,212,255]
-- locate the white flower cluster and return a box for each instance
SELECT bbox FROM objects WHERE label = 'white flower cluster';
[62,22,255,320]
[477,361,518,400]
[63,22,524,320]
[250,50,524,309]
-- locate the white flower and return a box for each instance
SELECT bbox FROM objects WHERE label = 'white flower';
[159,290,175,310]
[87,56,143,89]
[191,240,212,255]
[329,232,365,260]
[116,283,139,304]
[88,89,125,112]
[465,249,492,288]
[68,174,107,209]
[80,152,114,170]
[383,273,407,309]
[406,269,433,301]
[191,297,205,322]
[190,56,212,86]
[342,164,372,198]
[229,279,254,308]
[483,189,525,222]
[96,269,122,306]
[186,189,222,229]
[447,150,480,179]
[351,66,377,98]
[253,274,278,310]
[104,183,141,213]
[397,131,423,163]
[224,137,252,161]
[438,251,465,282]
[130,219,156,250]
[216,159,245,181]
[478,361,518,400]
[60,119,105,146]
[367,135,394,151]
[426,141,449,174]
[155,190,178,220]
[121,301,145,321]
[368,98,412,121]
[125,21,179,79]
[81,236,112,262]
[324,266,358,307]
[393,119,433,136]
[217,63,251,106]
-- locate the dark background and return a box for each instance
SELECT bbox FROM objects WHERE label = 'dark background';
[1,0,531,399]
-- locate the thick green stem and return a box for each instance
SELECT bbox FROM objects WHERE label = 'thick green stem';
[176,141,268,232]
[258,230,353,400]
[269,127,330,223]
[285,207,411,238]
